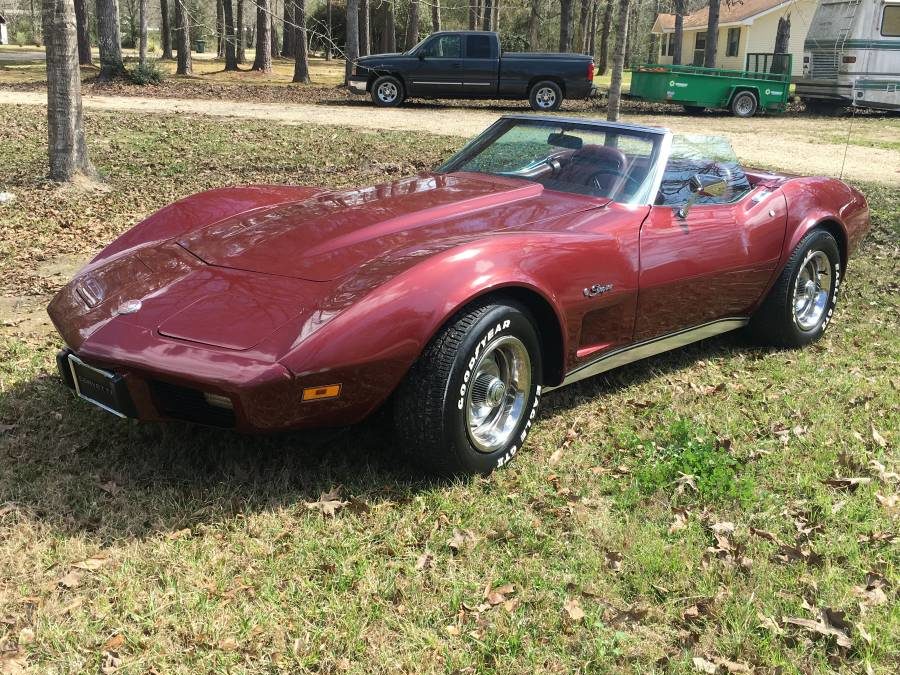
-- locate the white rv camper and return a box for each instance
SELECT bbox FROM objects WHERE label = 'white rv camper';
[797,0,900,111]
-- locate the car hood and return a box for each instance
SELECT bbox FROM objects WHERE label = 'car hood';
[177,172,600,282]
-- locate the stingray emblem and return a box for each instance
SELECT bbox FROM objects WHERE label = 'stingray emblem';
[584,283,614,298]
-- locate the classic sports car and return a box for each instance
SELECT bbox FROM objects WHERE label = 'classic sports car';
[49,116,870,475]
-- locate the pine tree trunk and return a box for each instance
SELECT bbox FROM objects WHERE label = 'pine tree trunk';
[74,0,91,64]
[469,0,478,30]
[160,0,173,58]
[431,0,440,32]
[405,0,418,49]
[359,0,369,55]
[559,0,573,52]
[217,0,224,56]
[96,0,123,79]
[270,14,279,57]
[704,0,719,67]
[588,0,597,56]
[607,0,630,121]
[624,0,633,66]
[598,0,612,74]
[345,0,358,83]
[481,0,492,32]
[673,0,684,65]
[281,0,293,57]
[138,0,147,63]
[492,0,499,31]
[252,0,272,70]
[175,0,192,74]
[526,0,539,49]
[237,0,246,62]
[773,15,791,73]
[577,0,589,53]
[292,0,310,81]
[325,0,332,59]
[387,0,395,52]
[224,0,237,69]
[43,0,94,181]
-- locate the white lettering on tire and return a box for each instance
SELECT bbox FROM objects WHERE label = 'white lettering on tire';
[457,319,511,410]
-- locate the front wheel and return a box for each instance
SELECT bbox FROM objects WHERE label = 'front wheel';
[748,229,841,348]
[371,75,405,107]
[394,300,543,476]
[529,80,564,111]
[731,91,758,117]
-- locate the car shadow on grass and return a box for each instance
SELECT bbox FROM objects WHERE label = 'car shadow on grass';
[0,331,760,543]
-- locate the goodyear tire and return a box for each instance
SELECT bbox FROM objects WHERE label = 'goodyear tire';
[730,90,758,117]
[749,229,841,348]
[395,299,543,476]
[371,75,405,107]
[529,80,564,111]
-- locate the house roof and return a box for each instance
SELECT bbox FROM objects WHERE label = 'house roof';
[654,0,795,32]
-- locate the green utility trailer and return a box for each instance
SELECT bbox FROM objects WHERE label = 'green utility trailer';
[629,53,792,118]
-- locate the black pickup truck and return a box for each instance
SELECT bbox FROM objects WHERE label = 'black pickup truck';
[348,31,595,111]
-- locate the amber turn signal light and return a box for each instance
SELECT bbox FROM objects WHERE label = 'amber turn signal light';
[302,384,342,401]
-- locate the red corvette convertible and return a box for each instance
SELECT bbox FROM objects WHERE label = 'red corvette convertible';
[49,116,869,475]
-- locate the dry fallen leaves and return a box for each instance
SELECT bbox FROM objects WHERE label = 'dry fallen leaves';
[782,607,853,649]
[563,597,585,623]
[57,569,84,589]
[305,486,348,518]
[414,551,433,572]
[852,572,889,608]
[72,555,110,571]
[0,651,27,675]
[446,529,478,554]
[823,476,872,491]
[669,508,690,534]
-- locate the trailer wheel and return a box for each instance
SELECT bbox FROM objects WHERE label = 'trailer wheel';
[731,91,758,118]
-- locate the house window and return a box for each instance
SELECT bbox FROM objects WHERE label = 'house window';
[882,6,900,36]
[666,33,675,57]
[726,27,740,57]
[693,31,707,65]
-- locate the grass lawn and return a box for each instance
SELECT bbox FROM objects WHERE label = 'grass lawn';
[0,104,897,674]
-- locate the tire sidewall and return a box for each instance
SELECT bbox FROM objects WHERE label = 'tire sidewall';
[443,305,542,474]
[732,91,758,117]
[784,231,841,344]
[530,81,563,112]
[372,76,404,107]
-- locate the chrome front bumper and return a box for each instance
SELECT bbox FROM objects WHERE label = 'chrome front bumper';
[348,77,368,94]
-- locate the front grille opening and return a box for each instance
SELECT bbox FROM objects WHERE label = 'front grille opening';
[149,380,236,428]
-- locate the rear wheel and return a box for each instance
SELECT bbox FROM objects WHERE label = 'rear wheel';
[730,91,758,117]
[394,300,543,476]
[371,75,405,107]
[529,80,564,111]
[749,229,841,348]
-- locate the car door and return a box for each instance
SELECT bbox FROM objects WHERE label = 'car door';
[460,33,499,95]
[634,138,787,341]
[407,34,463,96]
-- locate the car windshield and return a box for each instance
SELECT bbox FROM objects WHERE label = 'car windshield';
[656,134,753,206]
[437,118,665,205]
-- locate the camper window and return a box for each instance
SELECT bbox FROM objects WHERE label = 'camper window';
[882,6,900,36]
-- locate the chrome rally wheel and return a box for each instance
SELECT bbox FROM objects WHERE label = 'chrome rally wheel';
[465,335,532,454]
[792,250,832,331]
[394,300,543,476]
[749,228,841,348]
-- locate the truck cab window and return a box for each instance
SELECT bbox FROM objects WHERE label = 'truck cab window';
[420,35,462,58]
[466,35,494,59]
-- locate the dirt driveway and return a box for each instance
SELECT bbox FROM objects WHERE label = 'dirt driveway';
[1,89,897,186]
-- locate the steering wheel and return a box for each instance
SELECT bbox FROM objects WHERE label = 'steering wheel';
[588,168,643,197]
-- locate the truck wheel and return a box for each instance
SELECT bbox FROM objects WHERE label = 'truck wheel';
[730,91,758,117]
[394,299,543,476]
[748,229,840,348]
[529,81,563,111]
[371,75,405,107]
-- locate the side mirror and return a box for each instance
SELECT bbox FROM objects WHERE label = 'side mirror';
[690,174,728,197]
[676,174,728,218]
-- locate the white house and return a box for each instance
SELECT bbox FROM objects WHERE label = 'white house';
[651,0,819,78]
